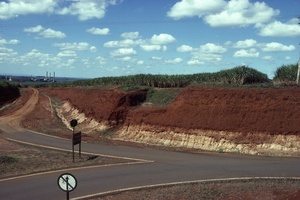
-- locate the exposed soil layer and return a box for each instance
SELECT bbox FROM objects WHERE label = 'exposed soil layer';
[43,86,300,135]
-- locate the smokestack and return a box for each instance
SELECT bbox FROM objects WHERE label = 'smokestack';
[49,72,51,82]
[53,72,55,82]
[46,71,48,80]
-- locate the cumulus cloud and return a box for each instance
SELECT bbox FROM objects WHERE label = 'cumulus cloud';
[0,0,122,21]
[167,0,226,20]
[200,43,227,54]
[233,39,257,48]
[57,0,121,21]
[187,59,204,65]
[233,48,259,58]
[168,0,279,27]
[165,58,183,64]
[57,50,77,57]
[121,32,139,39]
[24,25,66,39]
[140,44,162,51]
[0,0,57,20]
[260,42,295,52]
[258,19,300,37]
[104,39,143,48]
[150,33,176,45]
[110,48,137,57]
[86,27,110,35]
[177,45,193,52]
[53,42,92,51]
[0,38,20,45]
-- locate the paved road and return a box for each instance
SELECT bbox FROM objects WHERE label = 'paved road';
[1,89,300,200]
[2,129,300,200]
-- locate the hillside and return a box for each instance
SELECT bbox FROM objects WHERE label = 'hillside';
[39,86,300,156]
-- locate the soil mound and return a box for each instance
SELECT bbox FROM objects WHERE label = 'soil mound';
[127,86,300,135]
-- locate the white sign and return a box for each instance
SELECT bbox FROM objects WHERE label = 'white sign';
[57,173,77,192]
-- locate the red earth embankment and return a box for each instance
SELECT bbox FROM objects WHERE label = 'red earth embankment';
[126,86,300,135]
[41,86,300,155]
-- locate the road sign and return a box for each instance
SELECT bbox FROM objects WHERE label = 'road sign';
[70,119,78,128]
[57,173,77,192]
[58,173,77,200]
[73,132,81,145]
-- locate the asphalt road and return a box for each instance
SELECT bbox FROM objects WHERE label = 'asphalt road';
[1,129,300,200]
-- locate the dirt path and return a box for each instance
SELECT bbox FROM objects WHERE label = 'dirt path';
[0,88,39,132]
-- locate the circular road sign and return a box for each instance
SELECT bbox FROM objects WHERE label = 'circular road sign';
[70,119,78,128]
[57,173,77,192]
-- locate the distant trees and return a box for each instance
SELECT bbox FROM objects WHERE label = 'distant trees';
[68,66,270,88]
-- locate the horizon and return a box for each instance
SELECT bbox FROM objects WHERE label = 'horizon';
[0,0,300,78]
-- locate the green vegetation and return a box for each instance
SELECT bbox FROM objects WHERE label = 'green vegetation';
[0,155,18,164]
[273,63,298,83]
[0,81,20,106]
[40,64,300,89]
[146,88,181,106]
[50,66,270,88]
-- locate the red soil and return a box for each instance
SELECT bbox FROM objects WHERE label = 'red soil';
[42,86,300,135]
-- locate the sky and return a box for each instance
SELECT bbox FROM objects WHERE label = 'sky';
[0,0,300,79]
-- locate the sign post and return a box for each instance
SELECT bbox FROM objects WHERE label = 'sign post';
[70,119,81,162]
[57,173,77,200]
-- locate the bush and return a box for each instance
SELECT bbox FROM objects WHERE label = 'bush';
[273,63,298,83]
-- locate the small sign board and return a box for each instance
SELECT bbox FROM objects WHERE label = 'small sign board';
[73,132,81,145]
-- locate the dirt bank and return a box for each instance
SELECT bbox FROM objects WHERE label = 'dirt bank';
[38,86,300,155]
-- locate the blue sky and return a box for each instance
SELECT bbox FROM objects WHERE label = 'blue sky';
[0,0,300,78]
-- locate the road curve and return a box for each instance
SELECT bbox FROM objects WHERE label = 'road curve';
[1,89,300,200]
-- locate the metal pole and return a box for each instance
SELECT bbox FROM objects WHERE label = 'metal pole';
[66,176,70,200]
[72,127,75,162]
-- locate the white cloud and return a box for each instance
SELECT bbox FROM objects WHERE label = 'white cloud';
[57,0,120,21]
[150,33,176,45]
[53,42,92,51]
[233,39,257,48]
[168,0,279,27]
[24,25,44,33]
[90,46,97,52]
[177,45,193,52]
[165,58,183,64]
[104,39,142,48]
[187,59,204,65]
[151,56,162,60]
[262,56,272,60]
[200,43,227,54]
[0,38,20,45]
[140,44,162,51]
[41,28,66,38]
[285,56,292,60]
[258,19,300,37]
[57,50,77,57]
[0,0,57,20]
[260,42,295,52]
[137,60,144,65]
[167,0,226,20]
[121,32,139,39]
[24,25,66,39]
[233,48,259,58]
[110,48,137,57]
[86,27,110,35]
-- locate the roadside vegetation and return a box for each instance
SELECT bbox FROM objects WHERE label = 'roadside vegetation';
[273,63,298,83]
[0,81,20,107]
